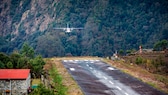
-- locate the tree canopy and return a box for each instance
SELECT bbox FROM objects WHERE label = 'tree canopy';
[0,0,168,57]
[154,40,168,51]
[0,43,45,78]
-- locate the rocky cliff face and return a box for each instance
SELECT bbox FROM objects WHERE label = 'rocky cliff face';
[0,0,11,36]
[0,0,62,39]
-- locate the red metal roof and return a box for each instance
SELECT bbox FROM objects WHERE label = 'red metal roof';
[0,69,30,79]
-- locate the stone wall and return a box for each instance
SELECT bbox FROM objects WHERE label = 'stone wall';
[0,74,31,95]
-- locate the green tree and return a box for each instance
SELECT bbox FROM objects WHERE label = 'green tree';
[160,40,168,50]
[0,61,5,68]
[36,33,65,57]
[20,42,35,59]
[6,61,13,69]
[19,43,35,68]
[154,40,168,51]
[119,49,124,56]
[16,57,28,68]
[126,50,132,54]
[0,52,11,66]
[30,55,45,78]
[10,52,21,68]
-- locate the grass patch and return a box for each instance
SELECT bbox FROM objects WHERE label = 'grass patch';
[44,58,84,95]
[49,66,67,95]
[147,81,157,88]
[52,58,84,95]
[155,74,168,89]
[155,75,168,83]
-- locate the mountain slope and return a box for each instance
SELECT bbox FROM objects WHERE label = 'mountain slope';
[0,0,168,57]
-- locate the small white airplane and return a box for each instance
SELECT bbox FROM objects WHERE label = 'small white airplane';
[53,23,83,33]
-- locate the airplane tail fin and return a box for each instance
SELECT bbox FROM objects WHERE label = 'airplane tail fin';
[67,23,69,28]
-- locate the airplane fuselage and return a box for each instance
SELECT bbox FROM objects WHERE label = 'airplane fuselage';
[65,28,72,32]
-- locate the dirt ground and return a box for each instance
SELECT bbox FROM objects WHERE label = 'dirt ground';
[44,56,168,94]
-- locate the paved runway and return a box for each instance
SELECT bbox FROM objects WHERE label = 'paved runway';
[62,60,167,95]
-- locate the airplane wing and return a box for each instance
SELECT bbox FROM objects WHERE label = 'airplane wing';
[70,27,84,30]
[53,28,66,30]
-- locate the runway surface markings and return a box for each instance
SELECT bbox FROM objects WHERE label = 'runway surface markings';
[69,68,75,71]
[116,86,122,90]
[103,76,108,80]
[109,81,114,84]
[124,92,129,95]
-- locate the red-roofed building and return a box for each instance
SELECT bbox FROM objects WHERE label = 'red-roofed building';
[0,69,31,95]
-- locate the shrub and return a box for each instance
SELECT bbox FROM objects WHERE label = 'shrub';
[29,84,55,95]
[135,56,143,65]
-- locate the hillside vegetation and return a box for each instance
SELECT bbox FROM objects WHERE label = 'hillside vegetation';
[0,0,168,57]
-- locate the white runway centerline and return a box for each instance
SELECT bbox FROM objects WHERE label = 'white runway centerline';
[70,68,75,71]
[89,67,93,69]
[125,92,129,95]
[109,81,114,84]
[107,67,115,70]
[116,86,122,90]
[103,76,108,80]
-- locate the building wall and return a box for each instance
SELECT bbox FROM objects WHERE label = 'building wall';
[0,74,31,95]
[26,74,31,89]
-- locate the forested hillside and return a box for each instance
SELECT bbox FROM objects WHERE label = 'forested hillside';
[0,0,168,57]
